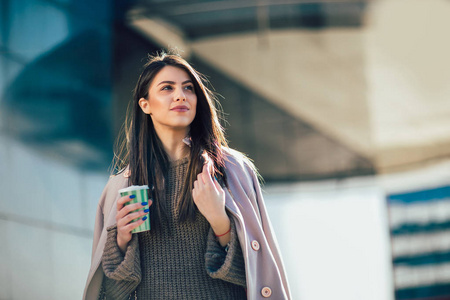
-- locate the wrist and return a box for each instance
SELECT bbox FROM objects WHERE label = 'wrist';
[117,237,127,255]
[209,214,231,236]
[210,214,232,248]
[215,226,231,237]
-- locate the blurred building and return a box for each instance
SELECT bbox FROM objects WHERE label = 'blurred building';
[1,0,450,299]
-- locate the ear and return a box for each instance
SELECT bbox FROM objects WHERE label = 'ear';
[138,97,151,115]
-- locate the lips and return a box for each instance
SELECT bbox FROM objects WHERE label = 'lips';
[171,105,189,112]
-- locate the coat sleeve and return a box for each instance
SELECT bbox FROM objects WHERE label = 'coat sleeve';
[84,178,112,300]
[84,175,128,300]
[91,185,108,262]
[244,160,292,299]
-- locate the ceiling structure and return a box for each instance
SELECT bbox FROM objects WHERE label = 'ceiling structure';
[127,0,450,177]
[131,0,366,39]
[6,0,448,180]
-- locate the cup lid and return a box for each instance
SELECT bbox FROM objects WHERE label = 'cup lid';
[118,185,149,194]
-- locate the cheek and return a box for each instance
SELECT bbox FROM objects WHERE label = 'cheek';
[149,98,164,112]
[192,97,198,116]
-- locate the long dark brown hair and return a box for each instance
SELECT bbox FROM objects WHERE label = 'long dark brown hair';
[112,52,229,228]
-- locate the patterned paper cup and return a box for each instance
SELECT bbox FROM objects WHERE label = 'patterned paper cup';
[118,185,150,233]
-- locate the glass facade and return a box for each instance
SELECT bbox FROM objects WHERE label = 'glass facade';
[0,0,115,298]
[388,186,450,300]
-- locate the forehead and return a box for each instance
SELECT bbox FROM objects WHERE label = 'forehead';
[152,65,192,84]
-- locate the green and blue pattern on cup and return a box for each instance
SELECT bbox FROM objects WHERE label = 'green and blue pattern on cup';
[118,185,150,233]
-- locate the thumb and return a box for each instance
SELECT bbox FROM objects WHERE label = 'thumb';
[213,176,223,192]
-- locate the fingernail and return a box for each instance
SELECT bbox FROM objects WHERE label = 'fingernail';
[142,216,147,221]
[141,202,148,206]
[129,195,136,199]
[214,176,218,181]
[144,208,150,213]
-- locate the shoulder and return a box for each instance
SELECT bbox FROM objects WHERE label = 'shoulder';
[99,167,130,209]
[223,147,251,172]
[222,148,264,212]
[222,147,263,185]
[107,167,130,190]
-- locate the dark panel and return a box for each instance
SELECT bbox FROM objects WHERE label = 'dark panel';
[388,186,450,204]
[2,30,113,170]
[111,25,161,137]
[388,186,450,300]
[134,1,368,39]
[396,284,450,300]
[394,251,450,267]
[392,221,450,236]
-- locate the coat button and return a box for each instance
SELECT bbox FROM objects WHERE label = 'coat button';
[261,287,272,297]
[251,240,260,251]
[123,170,131,178]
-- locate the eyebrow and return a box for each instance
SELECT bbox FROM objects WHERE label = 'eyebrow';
[157,80,193,86]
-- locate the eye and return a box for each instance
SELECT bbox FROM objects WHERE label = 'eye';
[161,85,173,91]
[184,85,194,91]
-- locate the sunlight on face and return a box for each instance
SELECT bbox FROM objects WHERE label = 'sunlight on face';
[139,66,197,137]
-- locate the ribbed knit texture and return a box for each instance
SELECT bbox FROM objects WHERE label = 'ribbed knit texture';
[102,228,141,300]
[101,156,246,300]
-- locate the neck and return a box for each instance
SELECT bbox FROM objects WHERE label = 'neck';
[154,126,190,161]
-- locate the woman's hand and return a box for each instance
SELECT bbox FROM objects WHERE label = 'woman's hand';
[192,160,231,246]
[115,196,152,254]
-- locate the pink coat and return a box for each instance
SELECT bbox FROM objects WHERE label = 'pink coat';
[83,148,291,299]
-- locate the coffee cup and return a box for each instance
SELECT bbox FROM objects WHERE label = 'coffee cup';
[118,185,150,233]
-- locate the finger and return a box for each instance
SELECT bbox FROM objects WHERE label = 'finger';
[118,196,152,208]
[198,171,206,185]
[203,159,215,178]
[116,200,136,222]
[120,209,149,226]
[124,216,148,232]
[203,163,216,189]
[123,202,147,214]
[201,151,210,165]
[192,189,197,202]
[117,195,135,212]
[117,201,149,220]
[117,205,139,223]
[203,161,210,174]
[194,180,199,190]
[213,176,223,192]
[192,183,199,201]
[118,205,149,228]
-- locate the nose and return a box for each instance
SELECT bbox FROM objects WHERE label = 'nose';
[175,88,186,102]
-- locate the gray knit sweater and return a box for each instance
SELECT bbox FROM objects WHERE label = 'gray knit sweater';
[101,157,247,299]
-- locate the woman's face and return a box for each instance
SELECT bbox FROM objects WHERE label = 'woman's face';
[139,66,197,135]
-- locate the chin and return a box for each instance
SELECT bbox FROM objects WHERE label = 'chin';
[169,123,192,131]
[172,119,195,128]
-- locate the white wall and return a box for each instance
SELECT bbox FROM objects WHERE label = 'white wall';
[0,134,108,300]
[264,177,394,300]
[262,158,450,300]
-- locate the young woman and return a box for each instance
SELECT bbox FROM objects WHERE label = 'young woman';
[83,53,291,300]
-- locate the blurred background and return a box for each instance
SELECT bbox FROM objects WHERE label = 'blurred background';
[1,0,450,299]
